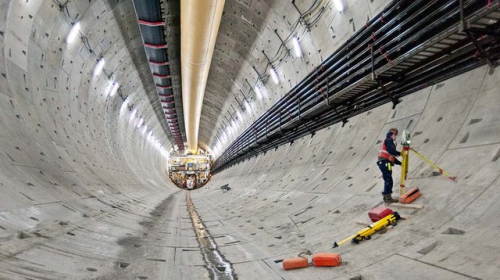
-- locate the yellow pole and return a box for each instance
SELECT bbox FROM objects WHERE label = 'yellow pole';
[332,232,359,248]
[410,148,457,182]
[400,147,410,195]
[333,213,401,247]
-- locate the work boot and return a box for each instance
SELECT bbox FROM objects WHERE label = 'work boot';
[383,194,399,204]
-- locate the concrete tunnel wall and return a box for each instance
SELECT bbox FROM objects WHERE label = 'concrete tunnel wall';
[0,0,499,279]
[197,65,500,279]
[0,0,181,278]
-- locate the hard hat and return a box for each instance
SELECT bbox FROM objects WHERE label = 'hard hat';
[389,128,399,135]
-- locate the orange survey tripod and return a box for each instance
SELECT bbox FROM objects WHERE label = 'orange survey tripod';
[399,130,457,195]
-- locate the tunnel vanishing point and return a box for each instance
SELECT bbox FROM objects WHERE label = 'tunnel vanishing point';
[1,0,500,279]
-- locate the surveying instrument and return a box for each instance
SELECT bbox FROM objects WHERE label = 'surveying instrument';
[332,212,401,248]
[399,130,457,195]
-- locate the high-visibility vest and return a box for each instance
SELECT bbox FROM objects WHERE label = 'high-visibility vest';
[378,140,395,163]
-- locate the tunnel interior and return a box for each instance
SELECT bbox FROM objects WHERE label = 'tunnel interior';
[168,148,212,190]
[0,0,499,279]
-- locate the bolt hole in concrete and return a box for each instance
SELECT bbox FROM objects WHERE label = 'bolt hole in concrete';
[491,148,500,162]
[468,118,482,125]
[17,231,31,239]
[441,227,465,235]
[417,241,440,255]
[430,171,442,177]
[117,262,130,268]
[460,132,470,144]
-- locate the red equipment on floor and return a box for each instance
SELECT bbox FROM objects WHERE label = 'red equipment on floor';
[398,187,421,204]
[312,253,342,267]
[368,206,394,222]
[282,257,309,270]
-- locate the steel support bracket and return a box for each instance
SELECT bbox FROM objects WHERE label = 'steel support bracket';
[466,29,497,74]
[325,76,331,106]
[266,119,269,138]
[468,27,500,38]
[370,44,376,81]
[333,105,349,127]
[377,80,400,109]
[459,0,466,32]
[274,29,291,55]
[291,0,309,31]
[304,121,316,137]
[279,111,283,134]
[297,100,302,122]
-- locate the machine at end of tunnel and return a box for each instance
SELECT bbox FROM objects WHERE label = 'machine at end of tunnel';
[168,147,213,190]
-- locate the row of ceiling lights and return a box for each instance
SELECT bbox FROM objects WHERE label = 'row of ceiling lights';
[210,0,345,157]
[66,20,169,159]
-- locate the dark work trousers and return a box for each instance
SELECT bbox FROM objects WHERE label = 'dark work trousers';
[377,160,393,195]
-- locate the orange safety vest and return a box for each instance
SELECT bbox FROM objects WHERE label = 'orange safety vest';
[378,140,395,163]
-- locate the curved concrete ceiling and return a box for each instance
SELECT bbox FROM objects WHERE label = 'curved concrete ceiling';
[0,0,499,279]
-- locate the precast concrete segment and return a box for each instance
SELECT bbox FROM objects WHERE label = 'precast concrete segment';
[94,190,213,280]
[186,192,236,279]
[192,64,500,280]
[181,0,226,154]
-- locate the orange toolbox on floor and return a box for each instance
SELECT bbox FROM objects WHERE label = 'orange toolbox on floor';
[282,257,309,270]
[399,187,421,204]
[368,206,394,222]
[312,253,341,267]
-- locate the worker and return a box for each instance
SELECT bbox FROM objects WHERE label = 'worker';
[377,128,402,204]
